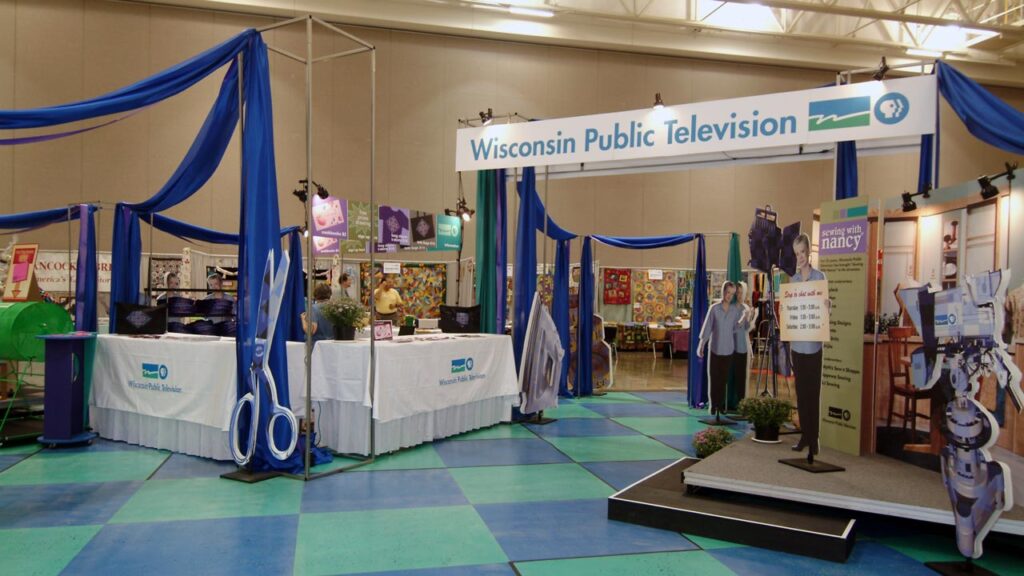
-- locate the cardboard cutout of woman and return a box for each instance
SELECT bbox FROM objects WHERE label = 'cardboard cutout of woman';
[730,281,758,411]
[698,281,741,423]
[789,233,827,458]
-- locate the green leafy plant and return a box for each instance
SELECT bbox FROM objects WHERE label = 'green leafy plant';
[321,297,368,328]
[737,396,793,429]
[692,427,734,458]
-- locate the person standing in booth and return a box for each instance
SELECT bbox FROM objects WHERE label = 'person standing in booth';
[338,272,355,300]
[697,281,741,419]
[373,273,404,325]
[301,282,334,343]
[789,233,827,457]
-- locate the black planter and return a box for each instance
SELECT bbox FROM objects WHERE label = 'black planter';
[334,324,356,341]
[752,424,781,443]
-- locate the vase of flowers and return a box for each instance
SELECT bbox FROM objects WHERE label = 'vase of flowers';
[692,427,734,458]
[321,297,368,341]
[737,396,793,443]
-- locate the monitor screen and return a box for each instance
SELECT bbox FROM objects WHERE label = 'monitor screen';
[439,305,481,333]
[115,304,168,335]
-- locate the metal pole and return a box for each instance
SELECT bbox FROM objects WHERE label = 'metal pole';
[147,214,154,304]
[303,15,315,480]
[368,48,378,458]
[543,166,549,274]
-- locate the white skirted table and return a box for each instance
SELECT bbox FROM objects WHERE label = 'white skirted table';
[89,333,520,460]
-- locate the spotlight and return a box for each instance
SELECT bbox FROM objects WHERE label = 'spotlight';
[479,108,494,126]
[978,162,1018,200]
[299,179,330,200]
[901,186,931,212]
[445,196,474,222]
[653,92,664,110]
[872,57,890,81]
[292,188,308,203]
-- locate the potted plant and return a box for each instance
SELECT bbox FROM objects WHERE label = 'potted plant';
[737,396,793,443]
[321,297,368,341]
[692,427,734,458]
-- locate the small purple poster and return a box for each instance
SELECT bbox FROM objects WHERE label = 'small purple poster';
[378,205,410,246]
[818,218,867,256]
[311,196,348,239]
[312,235,340,255]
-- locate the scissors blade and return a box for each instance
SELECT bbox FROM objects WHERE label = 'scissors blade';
[263,251,290,351]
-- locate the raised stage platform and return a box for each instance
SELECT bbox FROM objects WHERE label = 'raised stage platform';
[684,439,1024,536]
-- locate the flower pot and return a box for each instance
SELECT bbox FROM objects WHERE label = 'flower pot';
[752,424,781,444]
[334,324,356,341]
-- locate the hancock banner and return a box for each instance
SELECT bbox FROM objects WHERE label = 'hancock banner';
[457,76,935,171]
[36,251,113,293]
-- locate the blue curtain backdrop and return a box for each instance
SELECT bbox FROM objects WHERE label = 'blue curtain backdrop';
[0,29,309,472]
[512,167,577,376]
[579,233,703,399]
[283,230,306,343]
[936,61,1024,155]
[576,237,595,397]
[495,170,508,332]
[688,235,709,407]
[836,141,858,199]
[554,239,572,396]
[0,205,97,332]
[75,205,98,332]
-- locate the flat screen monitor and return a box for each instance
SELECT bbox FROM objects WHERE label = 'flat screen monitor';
[439,305,481,334]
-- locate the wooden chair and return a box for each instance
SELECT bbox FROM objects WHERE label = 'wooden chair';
[886,326,930,441]
[647,325,673,362]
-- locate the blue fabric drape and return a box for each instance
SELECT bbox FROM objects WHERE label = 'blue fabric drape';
[917,134,936,194]
[283,230,306,343]
[75,205,98,332]
[688,235,709,408]
[554,239,571,397]
[109,205,142,330]
[0,31,253,129]
[0,206,80,230]
[151,213,240,245]
[576,237,595,397]
[513,170,539,366]
[495,169,508,332]
[936,61,1024,155]
[591,234,695,250]
[836,141,858,199]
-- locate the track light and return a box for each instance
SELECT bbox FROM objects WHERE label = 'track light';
[978,162,1017,200]
[872,57,889,81]
[294,179,330,202]
[479,108,493,126]
[653,93,664,110]
[448,173,475,223]
[901,187,931,212]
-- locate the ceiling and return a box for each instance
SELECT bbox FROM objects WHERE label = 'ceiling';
[134,0,1024,86]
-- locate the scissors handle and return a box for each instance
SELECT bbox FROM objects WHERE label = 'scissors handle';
[229,392,258,466]
[267,404,299,462]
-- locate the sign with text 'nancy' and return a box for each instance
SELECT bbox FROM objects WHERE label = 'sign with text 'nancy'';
[456,76,936,171]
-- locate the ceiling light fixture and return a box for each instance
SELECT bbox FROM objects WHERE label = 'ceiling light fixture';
[872,57,889,81]
[653,92,664,109]
[509,6,554,18]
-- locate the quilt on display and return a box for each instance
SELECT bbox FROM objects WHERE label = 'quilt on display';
[603,268,631,305]
[360,262,447,319]
[632,270,677,323]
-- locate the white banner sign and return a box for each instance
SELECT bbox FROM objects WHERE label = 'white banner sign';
[35,251,113,293]
[456,76,936,171]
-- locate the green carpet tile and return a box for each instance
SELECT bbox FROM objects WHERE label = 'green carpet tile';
[0,391,1017,576]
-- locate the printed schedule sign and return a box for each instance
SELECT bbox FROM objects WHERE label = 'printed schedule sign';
[779,279,830,342]
[817,198,871,456]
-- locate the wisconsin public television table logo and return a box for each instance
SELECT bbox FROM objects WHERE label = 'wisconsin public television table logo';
[141,362,169,380]
[451,357,475,374]
[808,92,909,131]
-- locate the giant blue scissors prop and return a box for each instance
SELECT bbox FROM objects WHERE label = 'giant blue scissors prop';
[229,251,299,466]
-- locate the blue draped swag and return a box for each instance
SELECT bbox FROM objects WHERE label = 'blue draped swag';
[512,167,577,397]
[0,28,309,472]
[936,61,1024,155]
[688,235,709,407]
[0,205,97,332]
[582,233,706,404]
[836,141,858,199]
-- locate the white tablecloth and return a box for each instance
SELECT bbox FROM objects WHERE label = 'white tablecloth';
[90,334,520,459]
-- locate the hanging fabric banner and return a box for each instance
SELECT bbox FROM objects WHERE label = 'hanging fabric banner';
[603,268,631,305]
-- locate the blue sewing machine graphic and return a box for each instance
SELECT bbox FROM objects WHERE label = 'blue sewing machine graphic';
[228,252,299,466]
[899,270,1023,560]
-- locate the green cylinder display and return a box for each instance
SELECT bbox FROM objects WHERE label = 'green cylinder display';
[0,302,74,361]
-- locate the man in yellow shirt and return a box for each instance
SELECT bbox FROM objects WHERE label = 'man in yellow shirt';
[374,273,403,325]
